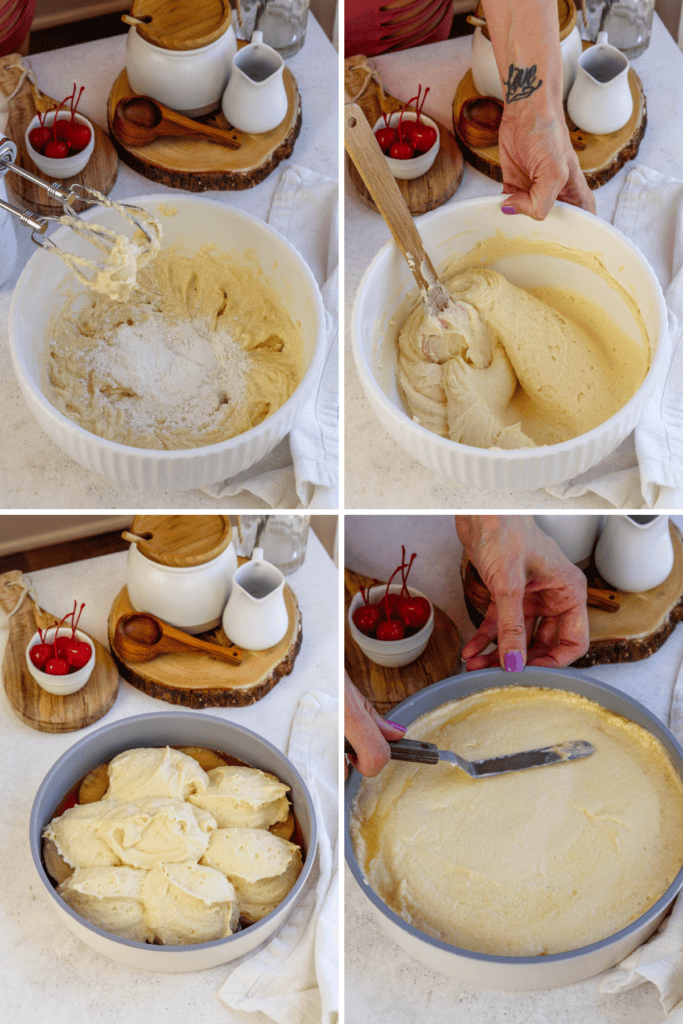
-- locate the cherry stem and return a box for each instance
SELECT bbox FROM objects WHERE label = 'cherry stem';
[403,552,416,595]
[51,93,70,142]
[54,607,74,641]
[383,563,405,618]
[72,602,85,638]
[400,91,420,139]
[417,85,430,124]
[71,84,84,123]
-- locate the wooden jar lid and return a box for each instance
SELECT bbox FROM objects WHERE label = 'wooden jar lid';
[128,515,233,566]
[127,0,232,51]
[475,0,576,43]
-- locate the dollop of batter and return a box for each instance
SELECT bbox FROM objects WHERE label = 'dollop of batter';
[351,687,683,956]
[397,267,649,448]
[46,246,304,450]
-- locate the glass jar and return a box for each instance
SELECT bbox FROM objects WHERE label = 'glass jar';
[580,0,655,58]
[236,0,310,58]
[0,177,17,286]
[235,515,311,574]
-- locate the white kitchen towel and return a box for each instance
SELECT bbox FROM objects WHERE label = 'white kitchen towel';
[547,165,683,508]
[600,650,683,1017]
[219,690,339,1024]
[202,165,339,509]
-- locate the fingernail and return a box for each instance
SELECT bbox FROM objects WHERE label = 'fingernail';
[386,720,407,732]
[504,650,524,672]
[501,206,518,215]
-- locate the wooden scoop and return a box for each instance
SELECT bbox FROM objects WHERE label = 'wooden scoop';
[112,95,242,149]
[113,612,243,664]
[344,103,462,329]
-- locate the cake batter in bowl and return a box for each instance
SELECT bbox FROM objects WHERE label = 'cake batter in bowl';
[351,196,667,492]
[9,195,326,491]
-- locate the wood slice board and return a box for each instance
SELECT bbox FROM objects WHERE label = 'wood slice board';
[345,569,461,716]
[345,54,463,216]
[0,570,119,733]
[461,521,683,669]
[107,67,301,192]
[452,55,646,190]
[0,54,118,216]
[108,583,302,707]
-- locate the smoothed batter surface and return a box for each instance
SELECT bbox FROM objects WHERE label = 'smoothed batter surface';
[351,687,683,956]
[397,266,649,449]
[46,246,304,450]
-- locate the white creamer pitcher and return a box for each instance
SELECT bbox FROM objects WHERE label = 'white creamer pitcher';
[221,30,288,134]
[594,515,673,592]
[222,548,288,651]
[566,31,633,135]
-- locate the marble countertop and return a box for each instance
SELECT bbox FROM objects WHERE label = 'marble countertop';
[344,514,683,1023]
[0,15,338,509]
[0,530,337,1023]
[345,15,681,510]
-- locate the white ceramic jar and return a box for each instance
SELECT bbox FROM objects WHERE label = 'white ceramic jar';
[534,515,604,564]
[126,515,238,634]
[126,24,237,116]
[471,22,582,103]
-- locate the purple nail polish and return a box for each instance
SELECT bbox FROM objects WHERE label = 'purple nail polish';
[504,650,524,672]
[501,206,518,215]
[386,720,407,732]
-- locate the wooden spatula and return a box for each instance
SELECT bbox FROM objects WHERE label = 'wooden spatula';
[345,102,454,311]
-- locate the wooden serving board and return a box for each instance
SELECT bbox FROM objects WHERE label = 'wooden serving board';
[0,570,119,733]
[106,66,302,192]
[345,54,463,216]
[461,521,683,669]
[452,52,646,190]
[345,569,461,716]
[0,54,118,216]
[108,583,302,707]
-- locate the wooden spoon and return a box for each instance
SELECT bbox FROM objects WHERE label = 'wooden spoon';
[113,612,243,664]
[344,102,462,327]
[112,95,241,149]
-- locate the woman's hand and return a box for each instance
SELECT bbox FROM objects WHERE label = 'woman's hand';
[481,0,596,220]
[345,673,406,777]
[498,99,596,220]
[456,516,589,671]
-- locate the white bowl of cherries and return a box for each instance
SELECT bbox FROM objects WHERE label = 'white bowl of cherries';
[26,602,95,696]
[348,551,434,668]
[25,85,95,179]
[373,86,440,181]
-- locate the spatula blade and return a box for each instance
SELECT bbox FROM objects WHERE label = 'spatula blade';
[442,740,594,778]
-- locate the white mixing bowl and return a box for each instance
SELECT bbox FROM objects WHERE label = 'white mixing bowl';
[30,712,317,971]
[352,196,667,492]
[9,196,325,491]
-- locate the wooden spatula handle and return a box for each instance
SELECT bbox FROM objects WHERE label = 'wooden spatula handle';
[344,102,439,295]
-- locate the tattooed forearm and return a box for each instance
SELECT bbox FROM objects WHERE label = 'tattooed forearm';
[503,64,543,103]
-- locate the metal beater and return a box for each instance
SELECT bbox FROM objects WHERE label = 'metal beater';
[0,135,156,256]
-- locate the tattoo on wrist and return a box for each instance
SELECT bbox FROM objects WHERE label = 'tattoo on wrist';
[503,64,543,103]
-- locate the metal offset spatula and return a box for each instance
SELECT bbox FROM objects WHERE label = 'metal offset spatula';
[386,737,595,778]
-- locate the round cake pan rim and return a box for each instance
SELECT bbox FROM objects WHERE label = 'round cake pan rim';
[345,665,683,966]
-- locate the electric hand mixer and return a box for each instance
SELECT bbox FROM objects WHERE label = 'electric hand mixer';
[0,135,157,274]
